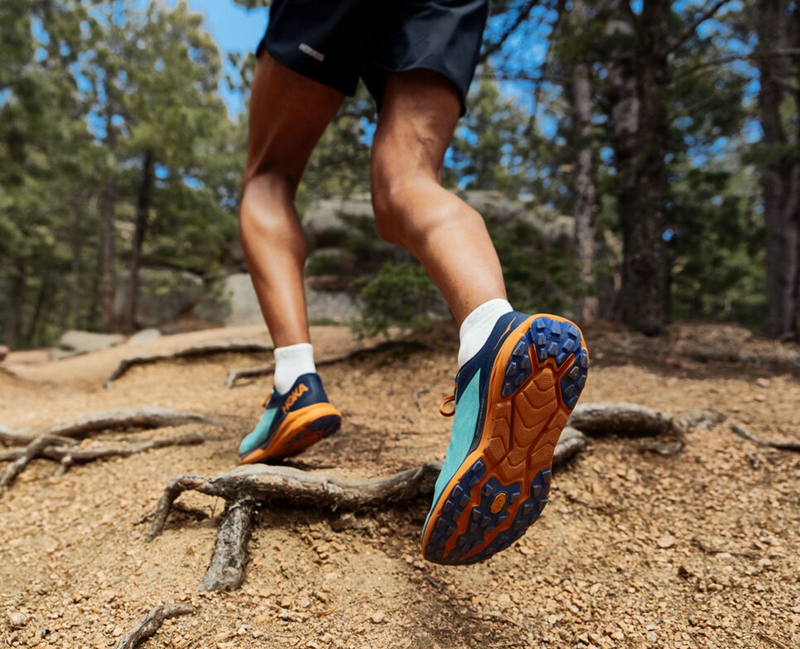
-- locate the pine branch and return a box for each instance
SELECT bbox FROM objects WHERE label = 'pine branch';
[663,0,735,58]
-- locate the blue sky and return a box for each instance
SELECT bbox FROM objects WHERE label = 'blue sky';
[163,0,269,114]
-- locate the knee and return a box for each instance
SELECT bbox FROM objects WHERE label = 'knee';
[240,172,306,253]
[370,170,407,245]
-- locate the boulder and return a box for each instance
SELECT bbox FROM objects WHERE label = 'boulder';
[193,273,261,327]
[303,193,375,250]
[192,272,362,327]
[115,268,203,328]
[50,330,125,361]
[127,328,162,345]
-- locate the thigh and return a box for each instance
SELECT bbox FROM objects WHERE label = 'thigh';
[243,52,344,192]
[371,69,462,182]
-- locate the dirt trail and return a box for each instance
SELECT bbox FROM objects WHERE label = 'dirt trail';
[0,322,798,649]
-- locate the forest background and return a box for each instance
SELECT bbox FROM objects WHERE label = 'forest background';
[1,0,799,351]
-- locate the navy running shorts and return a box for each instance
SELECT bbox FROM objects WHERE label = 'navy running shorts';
[256,0,490,115]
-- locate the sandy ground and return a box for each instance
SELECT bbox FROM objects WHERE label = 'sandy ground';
[0,321,798,649]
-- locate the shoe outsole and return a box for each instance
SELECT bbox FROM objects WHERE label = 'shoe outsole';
[238,406,342,465]
[422,315,588,565]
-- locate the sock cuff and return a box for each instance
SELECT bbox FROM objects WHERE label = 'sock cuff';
[458,299,514,368]
[273,343,316,393]
[274,342,314,360]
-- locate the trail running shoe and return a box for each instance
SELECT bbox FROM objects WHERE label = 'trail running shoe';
[421,312,589,565]
[238,373,342,464]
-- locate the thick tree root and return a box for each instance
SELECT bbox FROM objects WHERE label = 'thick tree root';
[148,428,590,591]
[112,603,195,649]
[225,342,399,389]
[200,497,256,592]
[105,339,274,387]
[730,422,800,452]
[568,402,676,437]
[0,407,225,446]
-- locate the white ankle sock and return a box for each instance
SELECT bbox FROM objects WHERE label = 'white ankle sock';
[273,343,316,394]
[458,299,514,368]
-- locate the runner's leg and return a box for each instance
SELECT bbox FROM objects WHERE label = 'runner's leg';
[369,70,507,327]
[241,53,344,348]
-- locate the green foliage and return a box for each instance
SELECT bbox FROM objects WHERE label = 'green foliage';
[489,218,580,315]
[351,262,443,339]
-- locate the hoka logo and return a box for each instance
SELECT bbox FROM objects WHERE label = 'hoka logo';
[282,383,309,414]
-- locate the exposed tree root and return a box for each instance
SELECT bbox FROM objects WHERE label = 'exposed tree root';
[568,402,676,437]
[225,341,401,388]
[0,433,205,464]
[0,435,77,498]
[0,407,225,446]
[105,339,274,387]
[0,407,222,496]
[730,422,800,452]
[112,603,195,649]
[148,428,590,591]
[200,497,256,592]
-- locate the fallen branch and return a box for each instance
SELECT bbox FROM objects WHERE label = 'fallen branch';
[730,422,800,452]
[113,603,195,649]
[568,402,676,438]
[105,339,274,388]
[1,407,225,446]
[0,435,77,497]
[225,342,398,388]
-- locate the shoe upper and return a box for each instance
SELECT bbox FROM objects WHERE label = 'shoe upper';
[238,372,331,458]
[426,311,527,527]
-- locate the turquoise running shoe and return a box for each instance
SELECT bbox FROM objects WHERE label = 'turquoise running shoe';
[238,373,341,464]
[421,313,589,564]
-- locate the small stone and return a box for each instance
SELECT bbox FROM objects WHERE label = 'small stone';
[329,513,356,532]
[657,535,676,549]
[8,611,28,628]
[370,611,386,624]
[756,378,770,388]
[0,345,8,361]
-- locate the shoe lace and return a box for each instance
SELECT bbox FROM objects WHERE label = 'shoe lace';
[439,394,455,417]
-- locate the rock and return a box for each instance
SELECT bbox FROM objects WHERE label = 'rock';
[194,273,362,327]
[50,330,125,361]
[638,437,684,457]
[114,268,203,328]
[126,328,161,345]
[0,345,8,361]
[673,409,725,433]
[193,273,259,327]
[306,283,361,324]
[657,535,677,549]
[303,194,375,250]
[8,611,28,628]
[370,611,386,624]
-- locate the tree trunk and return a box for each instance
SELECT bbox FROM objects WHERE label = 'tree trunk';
[607,0,670,335]
[25,272,50,347]
[101,79,117,334]
[4,259,25,350]
[759,0,800,338]
[570,53,598,323]
[123,150,154,334]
